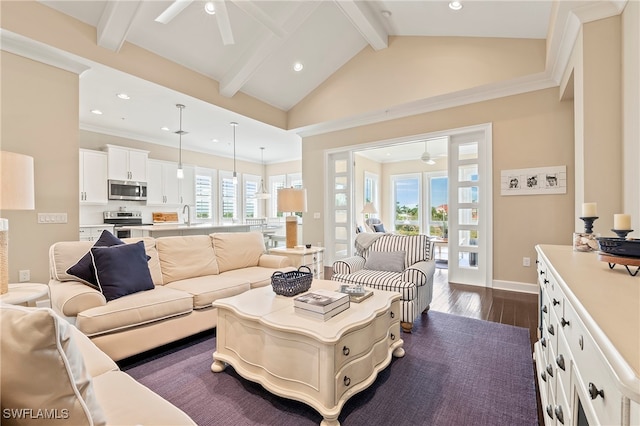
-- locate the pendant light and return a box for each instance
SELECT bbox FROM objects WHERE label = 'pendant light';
[230,122,238,184]
[175,104,187,179]
[254,147,271,199]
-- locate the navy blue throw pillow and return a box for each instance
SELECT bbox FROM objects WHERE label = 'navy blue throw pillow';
[66,230,124,288]
[90,241,154,302]
[373,223,386,233]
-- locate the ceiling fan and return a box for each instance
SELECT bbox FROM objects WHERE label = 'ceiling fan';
[420,141,436,165]
[155,0,287,46]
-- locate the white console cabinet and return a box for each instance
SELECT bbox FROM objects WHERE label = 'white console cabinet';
[534,245,640,426]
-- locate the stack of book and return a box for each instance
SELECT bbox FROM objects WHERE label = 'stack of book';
[338,285,373,303]
[293,289,350,321]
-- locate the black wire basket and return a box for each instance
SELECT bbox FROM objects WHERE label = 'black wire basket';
[271,266,313,297]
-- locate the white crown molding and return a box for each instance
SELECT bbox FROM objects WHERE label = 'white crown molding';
[0,29,91,76]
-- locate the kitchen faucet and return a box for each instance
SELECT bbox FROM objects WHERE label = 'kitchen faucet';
[182,204,191,226]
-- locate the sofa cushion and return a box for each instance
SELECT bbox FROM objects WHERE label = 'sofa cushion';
[122,237,163,286]
[67,230,123,289]
[68,326,119,378]
[156,236,219,284]
[219,265,294,289]
[76,286,193,337]
[365,250,406,272]
[367,234,430,266]
[91,241,155,302]
[165,275,250,309]
[0,305,106,426]
[331,270,417,301]
[212,232,265,273]
[91,371,195,425]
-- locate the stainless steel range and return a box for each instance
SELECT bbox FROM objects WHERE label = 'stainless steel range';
[103,211,143,239]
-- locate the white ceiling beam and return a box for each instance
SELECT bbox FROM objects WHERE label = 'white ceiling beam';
[155,0,193,24]
[214,1,235,45]
[219,2,320,98]
[231,1,287,38]
[334,0,388,51]
[97,1,142,52]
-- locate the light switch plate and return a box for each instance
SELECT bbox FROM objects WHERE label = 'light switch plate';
[38,213,68,224]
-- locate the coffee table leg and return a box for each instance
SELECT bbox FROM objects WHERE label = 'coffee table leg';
[320,416,340,426]
[393,346,405,358]
[211,353,226,373]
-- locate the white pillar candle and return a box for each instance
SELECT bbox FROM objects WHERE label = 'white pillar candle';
[581,202,597,217]
[614,214,631,230]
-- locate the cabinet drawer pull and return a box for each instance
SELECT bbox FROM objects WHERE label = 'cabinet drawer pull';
[555,406,564,424]
[390,311,395,319]
[546,364,554,377]
[556,354,565,371]
[578,335,584,350]
[342,346,350,356]
[544,278,549,284]
[547,324,554,336]
[588,382,604,400]
[541,305,547,314]
[540,270,545,276]
[390,333,395,341]
[552,298,560,306]
[541,371,547,382]
[560,317,570,327]
[546,405,554,419]
[343,376,351,387]
[541,337,546,348]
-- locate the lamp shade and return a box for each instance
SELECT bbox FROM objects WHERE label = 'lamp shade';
[277,188,307,213]
[0,151,35,210]
[361,202,377,215]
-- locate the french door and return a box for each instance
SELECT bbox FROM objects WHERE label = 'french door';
[325,151,353,265]
[447,126,492,287]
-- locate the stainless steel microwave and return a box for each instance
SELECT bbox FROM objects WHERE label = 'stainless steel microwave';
[108,180,147,201]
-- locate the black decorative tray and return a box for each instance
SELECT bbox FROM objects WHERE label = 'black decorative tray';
[596,237,640,258]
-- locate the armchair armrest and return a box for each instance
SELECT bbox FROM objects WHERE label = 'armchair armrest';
[402,260,436,286]
[48,279,106,317]
[258,254,291,269]
[332,256,366,275]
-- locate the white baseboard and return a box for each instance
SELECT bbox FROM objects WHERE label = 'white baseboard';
[492,280,538,294]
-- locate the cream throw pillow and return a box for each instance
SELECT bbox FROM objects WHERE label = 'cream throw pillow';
[0,305,106,426]
[212,232,265,273]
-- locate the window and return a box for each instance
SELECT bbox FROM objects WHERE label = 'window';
[364,171,379,215]
[195,167,216,222]
[220,171,238,222]
[269,173,303,218]
[243,174,260,219]
[392,174,421,235]
[428,173,449,238]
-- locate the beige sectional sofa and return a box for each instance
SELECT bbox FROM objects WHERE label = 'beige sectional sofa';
[1,304,196,425]
[48,232,293,361]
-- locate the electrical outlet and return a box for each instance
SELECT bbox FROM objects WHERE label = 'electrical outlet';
[522,257,531,267]
[19,270,30,282]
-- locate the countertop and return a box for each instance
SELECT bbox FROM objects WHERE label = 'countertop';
[119,223,251,231]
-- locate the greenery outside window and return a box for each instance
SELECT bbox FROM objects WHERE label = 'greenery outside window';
[392,174,421,235]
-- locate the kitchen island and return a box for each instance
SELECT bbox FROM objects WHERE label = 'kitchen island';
[121,223,251,238]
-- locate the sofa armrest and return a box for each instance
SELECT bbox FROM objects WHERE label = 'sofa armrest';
[402,260,436,286]
[258,254,291,269]
[69,325,119,377]
[332,256,366,275]
[49,279,106,317]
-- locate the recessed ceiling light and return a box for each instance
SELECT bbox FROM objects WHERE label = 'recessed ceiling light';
[204,2,215,15]
[449,1,463,11]
[293,62,304,72]
[161,126,170,131]
[116,93,130,100]
[90,109,103,115]
[211,138,219,143]
[381,10,391,18]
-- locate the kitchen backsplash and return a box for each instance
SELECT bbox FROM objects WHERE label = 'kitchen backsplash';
[80,202,183,225]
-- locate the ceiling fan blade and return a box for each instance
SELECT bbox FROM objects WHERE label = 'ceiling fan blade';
[214,1,235,45]
[155,0,193,24]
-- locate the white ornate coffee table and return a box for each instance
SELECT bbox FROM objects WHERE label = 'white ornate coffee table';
[211,279,404,426]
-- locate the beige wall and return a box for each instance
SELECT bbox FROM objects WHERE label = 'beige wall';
[1,52,79,283]
[302,88,574,285]
[289,36,546,129]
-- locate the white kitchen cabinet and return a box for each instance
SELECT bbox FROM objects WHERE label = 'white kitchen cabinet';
[79,149,108,204]
[105,144,148,182]
[147,159,180,205]
[79,225,114,241]
[179,164,195,206]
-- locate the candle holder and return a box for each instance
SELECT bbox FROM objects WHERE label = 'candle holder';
[579,216,598,234]
[611,229,633,239]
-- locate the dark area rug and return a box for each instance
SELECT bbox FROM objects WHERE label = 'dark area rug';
[122,311,538,426]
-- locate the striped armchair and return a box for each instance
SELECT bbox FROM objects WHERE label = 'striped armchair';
[331,233,435,332]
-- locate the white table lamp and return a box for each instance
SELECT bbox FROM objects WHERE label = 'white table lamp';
[0,151,35,294]
[277,188,307,248]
